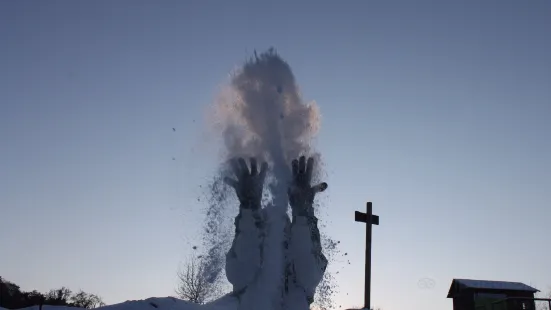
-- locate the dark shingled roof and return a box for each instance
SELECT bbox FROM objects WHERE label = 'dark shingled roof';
[447,279,539,298]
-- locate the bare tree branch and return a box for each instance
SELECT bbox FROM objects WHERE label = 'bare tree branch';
[175,256,220,304]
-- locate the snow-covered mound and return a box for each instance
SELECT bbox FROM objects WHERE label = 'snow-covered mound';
[6,296,238,310]
[99,296,237,310]
[99,297,199,310]
[7,307,82,310]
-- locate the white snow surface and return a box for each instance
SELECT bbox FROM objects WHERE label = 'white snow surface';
[7,296,238,310]
[8,307,84,310]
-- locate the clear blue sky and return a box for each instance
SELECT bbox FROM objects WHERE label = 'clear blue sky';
[1,1,550,310]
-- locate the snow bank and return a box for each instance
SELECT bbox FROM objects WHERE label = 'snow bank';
[99,297,197,310]
[5,306,85,310]
[6,296,238,310]
[98,296,236,310]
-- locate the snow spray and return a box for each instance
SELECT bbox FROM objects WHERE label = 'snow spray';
[198,48,339,309]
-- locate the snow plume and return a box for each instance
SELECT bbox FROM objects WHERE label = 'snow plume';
[197,48,338,308]
[210,48,322,209]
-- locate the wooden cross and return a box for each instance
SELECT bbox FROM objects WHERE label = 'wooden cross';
[355,202,379,310]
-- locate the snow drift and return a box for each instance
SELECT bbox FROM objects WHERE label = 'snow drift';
[5,296,237,310]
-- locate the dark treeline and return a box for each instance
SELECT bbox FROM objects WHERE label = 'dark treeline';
[0,276,105,310]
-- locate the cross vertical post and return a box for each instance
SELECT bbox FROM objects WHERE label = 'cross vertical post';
[355,202,379,310]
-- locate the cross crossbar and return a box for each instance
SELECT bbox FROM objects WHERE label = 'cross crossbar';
[355,211,380,225]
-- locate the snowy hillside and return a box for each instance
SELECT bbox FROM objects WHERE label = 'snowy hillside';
[6,307,82,310]
[5,296,239,310]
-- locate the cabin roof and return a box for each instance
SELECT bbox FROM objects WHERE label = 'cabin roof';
[447,279,539,298]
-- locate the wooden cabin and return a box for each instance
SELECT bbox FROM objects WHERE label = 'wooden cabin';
[447,279,539,310]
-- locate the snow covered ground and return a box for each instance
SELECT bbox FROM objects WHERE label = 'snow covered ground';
[2,296,239,310]
[4,307,83,310]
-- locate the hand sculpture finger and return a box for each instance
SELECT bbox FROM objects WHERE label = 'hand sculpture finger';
[305,157,314,183]
[230,159,242,179]
[250,157,258,175]
[258,162,268,183]
[312,182,328,193]
[238,158,249,176]
[299,156,306,174]
[292,159,299,177]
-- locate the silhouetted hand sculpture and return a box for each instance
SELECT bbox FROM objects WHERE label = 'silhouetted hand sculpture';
[288,156,328,217]
[224,157,268,210]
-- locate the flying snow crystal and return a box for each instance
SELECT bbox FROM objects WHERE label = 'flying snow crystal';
[211,48,322,196]
[197,48,339,309]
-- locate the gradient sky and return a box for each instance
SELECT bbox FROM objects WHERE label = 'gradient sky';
[1,1,550,310]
